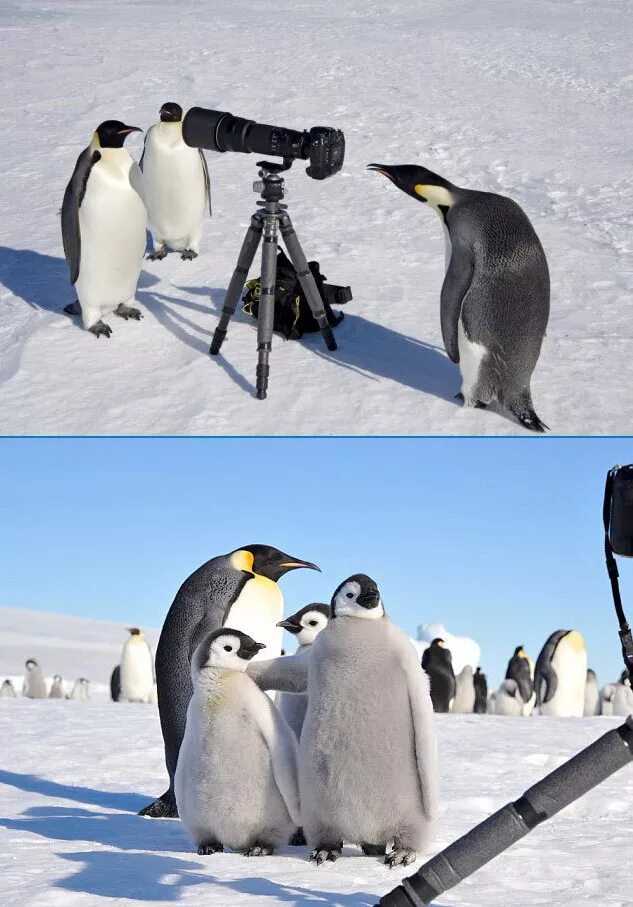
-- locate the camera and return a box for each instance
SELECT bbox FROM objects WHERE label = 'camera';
[182,107,345,180]
[606,465,633,557]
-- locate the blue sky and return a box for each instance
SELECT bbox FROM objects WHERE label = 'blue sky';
[1,437,632,686]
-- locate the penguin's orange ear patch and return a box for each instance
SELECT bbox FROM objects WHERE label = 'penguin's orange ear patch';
[414,184,427,197]
[231,550,255,573]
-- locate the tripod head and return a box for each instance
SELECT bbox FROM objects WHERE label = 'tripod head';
[253,159,293,203]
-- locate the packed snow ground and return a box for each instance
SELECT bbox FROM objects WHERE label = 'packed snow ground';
[0,0,631,435]
[1,702,632,907]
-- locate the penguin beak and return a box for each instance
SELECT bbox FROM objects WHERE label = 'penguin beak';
[367,163,421,201]
[117,125,143,135]
[277,618,302,634]
[238,640,266,660]
[367,162,395,180]
[356,590,381,609]
[277,558,321,573]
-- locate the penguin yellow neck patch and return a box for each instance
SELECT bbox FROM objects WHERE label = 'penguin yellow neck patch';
[566,630,586,653]
[414,184,454,211]
[231,550,255,573]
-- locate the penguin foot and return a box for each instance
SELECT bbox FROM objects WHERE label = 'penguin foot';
[197,841,223,855]
[138,792,178,818]
[115,303,143,321]
[454,392,464,403]
[310,846,342,866]
[88,321,112,339]
[244,844,275,857]
[181,249,198,260]
[64,300,81,317]
[361,843,387,857]
[147,249,168,261]
[455,391,488,410]
[385,848,417,868]
[289,827,307,846]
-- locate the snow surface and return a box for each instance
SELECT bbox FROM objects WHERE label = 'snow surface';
[1,0,632,435]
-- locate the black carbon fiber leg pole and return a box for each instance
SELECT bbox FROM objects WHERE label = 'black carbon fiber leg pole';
[210,213,264,355]
[280,213,337,352]
[255,214,279,399]
[378,717,633,907]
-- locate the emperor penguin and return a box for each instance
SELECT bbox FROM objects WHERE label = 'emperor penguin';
[0,679,17,698]
[534,630,587,717]
[421,638,456,712]
[175,628,300,856]
[583,668,601,716]
[250,574,438,867]
[49,675,65,699]
[23,659,47,699]
[473,667,488,713]
[141,102,211,261]
[368,164,549,432]
[276,603,330,740]
[61,120,146,337]
[612,676,633,717]
[505,646,536,716]
[140,544,319,819]
[493,679,523,716]
[452,664,476,713]
[120,627,154,703]
[110,665,122,703]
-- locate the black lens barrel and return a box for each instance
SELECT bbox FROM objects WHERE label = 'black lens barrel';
[183,107,309,159]
[182,107,230,152]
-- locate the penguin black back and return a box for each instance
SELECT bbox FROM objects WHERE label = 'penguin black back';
[421,638,455,712]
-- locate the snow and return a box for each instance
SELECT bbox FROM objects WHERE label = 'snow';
[1,0,632,434]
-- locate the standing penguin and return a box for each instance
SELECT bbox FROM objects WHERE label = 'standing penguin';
[140,544,319,818]
[368,164,549,431]
[120,627,154,703]
[493,679,524,716]
[110,665,122,703]
[601,683,616,716]
[277,603,330,740]
[473,667,488,714]
[505,646,535,715]
[175,629,300,856]
[49,675,65,699]
[141,102,211,261]
[583,668,601,716]
[61,120,146,337]
[23,659,47,699]
[451,664,476,713]
[534,630,587,717]
[612,676,633,717]
[421,638,456,712]
[69,677,90,700]
[0,679,17,698]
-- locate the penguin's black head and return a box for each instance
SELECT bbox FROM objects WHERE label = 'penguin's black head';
[25,658,38,669]
[193,628,266,674]
[331,574,384,619]
[231,545,321,582]
[95,120,143,149]
[127,627,141,636]
[160,102,183,123]
[514,645,526,657]
[367,163,455,213]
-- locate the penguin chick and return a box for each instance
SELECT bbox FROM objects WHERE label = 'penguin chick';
[49,674,65,699]
[452,664,476,713]
[120,627,154,703]
[612,677,633,717]
[583,668,601,716]
[175,628,300,856]
[141,102,211,261]
[473,667,488,714]
[0,679,17,698]
[493,679,524,716]
[277,603,330,740]
[61,120,146,337]
[23,659,47,699]
[368,163,549,432]
[601,683,616,716]
[421,638,456,712]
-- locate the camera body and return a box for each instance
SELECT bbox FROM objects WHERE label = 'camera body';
[182,107,345,180]
[608,465,633,557]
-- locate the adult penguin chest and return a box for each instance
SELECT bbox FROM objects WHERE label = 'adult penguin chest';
[145,131,205,233]
[223,575,284,660]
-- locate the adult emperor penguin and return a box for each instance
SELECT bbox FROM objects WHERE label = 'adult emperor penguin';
[534,630,587,717]
[49,674,64,699]
[61,120,146,337]
[140,102,211,261]
[473,667,488,713]
[421,637,456,712]
[505,645,535,715]
[140,544,319,818]
[250,574,438,867]
[277,603,330,740]
[0,679,17,698]
[175,628,300,855]
[23,659,47,699]
[493,679,524,716]
[583,668,601,716]
[452,664,476,713]
[120,627,154,703]
[368,164,550,432]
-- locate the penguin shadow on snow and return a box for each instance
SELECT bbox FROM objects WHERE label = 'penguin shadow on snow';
[0,247,78,322]
[0,768,147,813]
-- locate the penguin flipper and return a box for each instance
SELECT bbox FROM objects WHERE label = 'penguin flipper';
[534,629,567,705]
[61,147,101,285]
[247,653,309,694]
[440,238,474,364]
[404,647,439,821]
[199,150,212,217]
[253,694,301,826]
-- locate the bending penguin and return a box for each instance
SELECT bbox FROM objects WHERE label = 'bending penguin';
[250,574,438,867]
[49,675,65,699]
[175,629,300,855]
[452,664,476,713]
[120,627,154,703]
[277,603,330,740]
[141,102,211,261]
[473,667,488,714]
[23,659,47,699]
[140,544,319,818]
[505,645,535,716]
[61,120,146,337]
[583,668,601,716]
[368,164,549,431]
[0,679,17,698]
[492,679,524,716]
[421,638,455,712]
[534,630,587,717]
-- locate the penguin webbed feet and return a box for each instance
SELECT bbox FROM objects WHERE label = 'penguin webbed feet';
[289,827,307,846]
[88,320,112,339]
[147,249,168,261]
[115,303,142,321]
[197,840,223,856]
[244,843,275,857]
[454,392,488,410]
[180,249,198,261]
[138,792,178,818]
[385,847,417,868]
[310,845,342,865]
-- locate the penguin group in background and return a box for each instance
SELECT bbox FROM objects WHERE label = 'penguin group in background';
[62,120,146,337]
[69,678,90,700]
[0,679,16,698]
[583,669,601,716]
[141,102,211,261]
[422,637,456,712]
[505,645,535,716]
[277,603,330,740]
[368,164,549,432]
[492,679,524,716]
[175,629,300,856]
[473,667,488,713]
[110,664,122,703]
[49,674,64,699]
[534,630,587,717]
[452,664,476,713]
[23,659,47,698]
[120,627,155,703]
[141,544,319,818]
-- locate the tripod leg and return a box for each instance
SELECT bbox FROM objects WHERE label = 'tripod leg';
[256,221,279,400]
[279,215,337,352]
[210,214,263,355]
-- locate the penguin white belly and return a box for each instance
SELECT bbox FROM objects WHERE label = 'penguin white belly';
[120,641,154,702]
[540,645,587,717]
[457,318,487,404]
[224,577,284,661]
[76,157,146,322]
[143,136,205,248]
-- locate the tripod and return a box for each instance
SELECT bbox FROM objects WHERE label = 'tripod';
[210,159,337,399]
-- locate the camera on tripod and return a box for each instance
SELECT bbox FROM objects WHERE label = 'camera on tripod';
[182,107,345,179]
[606,465,633,558]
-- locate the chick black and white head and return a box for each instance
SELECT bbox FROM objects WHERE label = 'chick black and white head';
[330,574,384,620]
[25,658,38,671]
[277,603,330,646]
[193,628,266,677]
